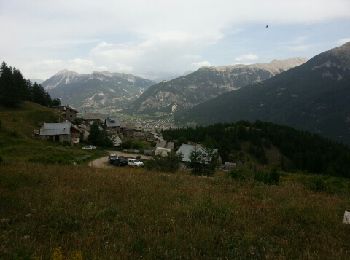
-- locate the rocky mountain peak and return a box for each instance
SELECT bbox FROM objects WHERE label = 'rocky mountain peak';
[55,69,78,77]
[131,57,306,114]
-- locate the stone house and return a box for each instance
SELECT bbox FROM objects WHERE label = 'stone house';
[39,121,80,144]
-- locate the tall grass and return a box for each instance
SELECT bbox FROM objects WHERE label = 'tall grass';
[1,163,349,259]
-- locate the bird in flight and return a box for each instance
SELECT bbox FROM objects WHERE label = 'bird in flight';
[266,25,269,29]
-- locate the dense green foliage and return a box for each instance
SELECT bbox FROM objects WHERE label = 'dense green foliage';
[254,169,280,185]
[189,148,219,176]
[88,122,113,147]
[145,152,182,173]
[163,121,350,177]
[0,62,60,107]
[121,139,153,150]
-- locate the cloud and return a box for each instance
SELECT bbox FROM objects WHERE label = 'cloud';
[235,54,259,63]
[283,36,314,52]
[337,38,350,46]
[191,61,211,69]
[21,59,107,79]
[86,31,220,79]
[1,0,350,79]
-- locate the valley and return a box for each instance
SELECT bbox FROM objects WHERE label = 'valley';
[1,7,350,257]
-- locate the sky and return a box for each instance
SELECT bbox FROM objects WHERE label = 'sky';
[1,0,350,80]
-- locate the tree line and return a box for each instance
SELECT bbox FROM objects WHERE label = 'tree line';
[0,62,60,107]
[162,121,350,178]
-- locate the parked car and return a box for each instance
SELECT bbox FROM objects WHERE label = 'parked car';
[109,155,128,166]
[128,158,144,167]
[82,145,96,150]
[108,154,118,163]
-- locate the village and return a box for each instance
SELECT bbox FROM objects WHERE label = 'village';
[35,105,236,170]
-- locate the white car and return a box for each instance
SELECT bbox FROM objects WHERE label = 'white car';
[82,145,97,150]
[127,158,144,167]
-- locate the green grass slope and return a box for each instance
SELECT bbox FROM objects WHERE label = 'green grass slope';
[0,102,105,164]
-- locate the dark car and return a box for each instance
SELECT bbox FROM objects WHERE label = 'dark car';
[109,155,128,166]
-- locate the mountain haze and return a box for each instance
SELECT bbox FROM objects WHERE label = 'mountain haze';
[130,58,306,114]
[42,70,154,113]
[176,42,350,144]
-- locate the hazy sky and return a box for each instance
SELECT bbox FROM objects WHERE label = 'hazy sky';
[1,0,350,80]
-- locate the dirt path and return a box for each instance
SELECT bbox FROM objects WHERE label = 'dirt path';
[89,156,112,169]
[89,151,152,169]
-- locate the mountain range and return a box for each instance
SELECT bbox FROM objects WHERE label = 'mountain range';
[42,70,154,113]
[130,58,306,114]
[175,42,350,144]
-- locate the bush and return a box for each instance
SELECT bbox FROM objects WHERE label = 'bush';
[88,122,113,147]
[248,144,268,164]
[9,130,19,138]
[254,168,280,185]
[306,176,328,192]
[145,152,182,173]
[121,139,151,150]
[228,168,247,181]
[189,148,219,176]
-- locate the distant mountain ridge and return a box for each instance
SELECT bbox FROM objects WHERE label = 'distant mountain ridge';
[42,70,155,113]
[130,58,306,114]
[176,42,350,144]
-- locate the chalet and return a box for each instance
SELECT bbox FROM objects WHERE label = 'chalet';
[121,123,145,138]
[55,105,78,122]
[154,141,174,157]
[165,142,175,150]
[155,147,171,157]
[39,122,80,144]
[156,140,167,148]
[81,113,105,126]
[176,143,218,163]
[105,117,121,133]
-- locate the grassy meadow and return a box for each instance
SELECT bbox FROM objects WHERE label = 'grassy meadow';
[1,102,350,259]
[1,163,350,259]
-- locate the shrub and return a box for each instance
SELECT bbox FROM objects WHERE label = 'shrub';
[189,148,219,176]
[145,152,182,173]
[88,122,113,147]
[9,130,19,138]
[248,144,268,164]
[306,176,328,192]
[254,168,280,185]
[121,139,151,150]
[228,168,247,181]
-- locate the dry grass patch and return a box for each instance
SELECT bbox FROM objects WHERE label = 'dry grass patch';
[0,163,350,259]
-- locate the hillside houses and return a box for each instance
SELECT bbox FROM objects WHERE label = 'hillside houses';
[54,105,78,121]
[105,117,121,133]
[39,121,80,144]
[38,104,168,150]
[81,113,105,125]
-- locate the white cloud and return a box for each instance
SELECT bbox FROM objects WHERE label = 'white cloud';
[1,0,350,78]
[235,54,259,63]
[21,59,107,79]
[191,61,211,69]
[283,36,314,52]
[337,38,350,46]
